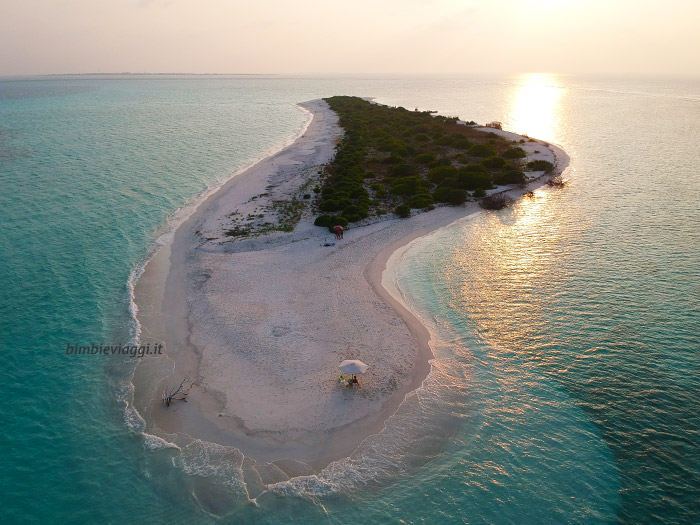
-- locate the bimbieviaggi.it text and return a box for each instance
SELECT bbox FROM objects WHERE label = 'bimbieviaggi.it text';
[65,342,163,358]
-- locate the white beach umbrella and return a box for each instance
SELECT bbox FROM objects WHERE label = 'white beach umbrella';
[338,359,369,375]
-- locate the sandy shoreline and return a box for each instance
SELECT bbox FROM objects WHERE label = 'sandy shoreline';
[132,99,569,481]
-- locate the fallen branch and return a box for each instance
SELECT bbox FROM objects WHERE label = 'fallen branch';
[547,175,566,188]
[480,193,513,210]
[162,375,192,407]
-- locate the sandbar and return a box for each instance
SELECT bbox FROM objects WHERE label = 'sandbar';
[131,99,570,480]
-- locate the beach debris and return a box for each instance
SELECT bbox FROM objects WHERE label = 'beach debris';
[547,175,567,188]
[162,375,192,407]
[480,193,513,210]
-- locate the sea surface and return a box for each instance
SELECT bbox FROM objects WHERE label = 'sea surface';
[1,74,698,523]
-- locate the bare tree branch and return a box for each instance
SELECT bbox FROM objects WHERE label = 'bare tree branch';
[162,375,191,407]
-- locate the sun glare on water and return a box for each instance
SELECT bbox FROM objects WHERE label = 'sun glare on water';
[506,73,563,145]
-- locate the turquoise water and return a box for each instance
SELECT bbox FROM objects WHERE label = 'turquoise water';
[1,75,698,523]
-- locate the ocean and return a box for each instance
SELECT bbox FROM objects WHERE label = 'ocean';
[1,74,698,523]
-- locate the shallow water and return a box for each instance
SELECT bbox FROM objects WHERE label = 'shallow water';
[1,74,698,523]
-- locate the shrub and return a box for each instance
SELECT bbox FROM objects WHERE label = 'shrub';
[451,136,472,150]
[415,133,430,142]
[325,216,348,232]
[319,199,341,212]
[458,170,492,191]
[395,204,411,218]
[526,160,554,172]
[336,197,353,209]
[428,165,457,184]
[502,147,526,159]
[350,187,369,199]
[468,144,497,157]
[414,153,436,164]
[343,204,368,218]
[435,136,454,146]
[440,177,459,188]
[314,214,333,227]
[407,194,434,209]
[384,153,405,164]
[481,156,506,169]
[472,188,486,198]
[303,194,311,199]
[390,176,427,196]
[391,163,419,177]
[493,168,526,185]
[433,187,467,205]
[461,164,488,174]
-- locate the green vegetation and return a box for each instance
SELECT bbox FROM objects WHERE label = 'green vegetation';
[493,167,526,185]
[502,147,527,159]
[433,187,467,205]
[526,160,554,172]
[468,144,497,158]
[315,96,533,226]
[395,204,411,218]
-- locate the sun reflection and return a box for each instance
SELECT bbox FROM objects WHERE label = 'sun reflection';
[446,189,565,358]
[507,73,562,145]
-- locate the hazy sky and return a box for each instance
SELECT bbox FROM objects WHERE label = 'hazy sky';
[1,0,699,76]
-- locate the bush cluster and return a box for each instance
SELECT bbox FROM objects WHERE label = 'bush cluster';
[526,160,554,172]
[312,96,530,228]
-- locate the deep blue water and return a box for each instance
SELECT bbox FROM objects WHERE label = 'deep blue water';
[1,75,698,523]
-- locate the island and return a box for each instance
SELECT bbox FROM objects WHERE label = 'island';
[130,96,569,492]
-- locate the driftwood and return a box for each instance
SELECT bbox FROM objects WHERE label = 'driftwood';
[480,193,513,210]
[162,375,191,407]
[547,175,566,188]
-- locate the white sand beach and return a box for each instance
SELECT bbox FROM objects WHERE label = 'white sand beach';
[132,99,569,477]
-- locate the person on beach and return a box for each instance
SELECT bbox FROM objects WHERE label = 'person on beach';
[334,225,343,240]
[351,375,359,387]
